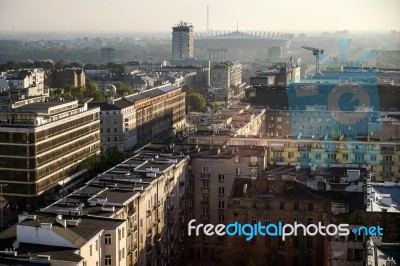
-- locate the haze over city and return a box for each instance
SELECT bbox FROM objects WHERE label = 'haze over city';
[0,0,399,33]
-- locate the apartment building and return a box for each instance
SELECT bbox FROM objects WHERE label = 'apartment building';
[90,84,185,151]
[90,98,137,151]
[224,177,365,265]
[51,68,86,88]
[172,22,194,60]
[210,61,242,99]
[188,103,266,140]
[0,96,100,205]
[3,68,48,97]
[42,147,188,266]
[187,132,400,182]
[264,105,382,139]
[187,146,268,256]
[0,213,127,266]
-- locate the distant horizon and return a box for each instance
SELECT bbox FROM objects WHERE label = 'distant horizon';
[0,0,398,34]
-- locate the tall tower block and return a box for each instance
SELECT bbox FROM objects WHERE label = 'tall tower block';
[172,21,194,60]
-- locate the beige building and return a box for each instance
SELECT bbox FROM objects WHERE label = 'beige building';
[90,84,186,151]
[5,68,48,97]
[42,146,188,266]
[0,96,100,206]
[187,146,268,256]
[188,103,266,140]
[172,22,194,60]
[0,213,127,266]
[223,177,365,265]
[188,133,400,182]
[211,61,242,89]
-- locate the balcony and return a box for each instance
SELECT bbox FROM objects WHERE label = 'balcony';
[381,148,395,154]
[200,173,210,179]
[154,233,162,242]
[381,171,394,177]
[273,157,283,162]
[298,146,311,151]
[167,206,174,212]
[381,160,394,165]
[325,159,338,164]
[272,146,284,152]
[201,187,210,194]
[130,243,138,252]
[200,201,209,206]
[201,214,210,221]
[128,207,137,216]
[353,159,367,164]
[298,157,311,163]
[249,161,258,167]
[325,148,339,152]
[146,209,151,217]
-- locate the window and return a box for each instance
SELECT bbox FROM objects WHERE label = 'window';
[107,128,110,133]
[219,200,225,209]
[218,214,225,223]
[122,248,125,259]
[218,187,225,195]
[294,202,299,210]
[122,227,124,238]
[251,216,257,224]
[114,128,117,133]
[90,244,92,256]
[218,174,224,182]
[370,154,376,161]
[105,255,112,266]
[105,234,112,245]
[202,166,210,173]
[96,239,98,251]
[118,229,121,241]
[307,218,313,225]
[114,136,117,142]
[343,154,349,160]
[315,153,321,160]
[235,168,241,175]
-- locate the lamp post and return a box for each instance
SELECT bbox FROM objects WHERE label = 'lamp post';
[0,184,7,231]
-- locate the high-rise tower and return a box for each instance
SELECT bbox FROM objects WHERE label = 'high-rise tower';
[172,21,194,60]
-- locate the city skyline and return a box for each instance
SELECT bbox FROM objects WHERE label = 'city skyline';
[0,0,399,34]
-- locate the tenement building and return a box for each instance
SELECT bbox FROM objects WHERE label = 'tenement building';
[223,177,365,266]
[0,95,100,206]
[187,145,268,257]
[0,213,127,266]
[90,83,185,151]
[40,146,188,266]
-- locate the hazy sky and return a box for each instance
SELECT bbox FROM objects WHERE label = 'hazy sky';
[0,0,399,33]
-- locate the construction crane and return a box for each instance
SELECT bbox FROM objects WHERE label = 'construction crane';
[302,46,324,76]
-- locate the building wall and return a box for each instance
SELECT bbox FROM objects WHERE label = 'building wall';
[52,69,86,88]
[187,136,400,182]
[99,104,137,151]
[188,147,268,256]
[0,101,100,201]
[172,23,194,60]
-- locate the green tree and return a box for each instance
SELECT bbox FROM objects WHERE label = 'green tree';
[186,93,206,112]
[82,80,106,100]
[114,82,132,96]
